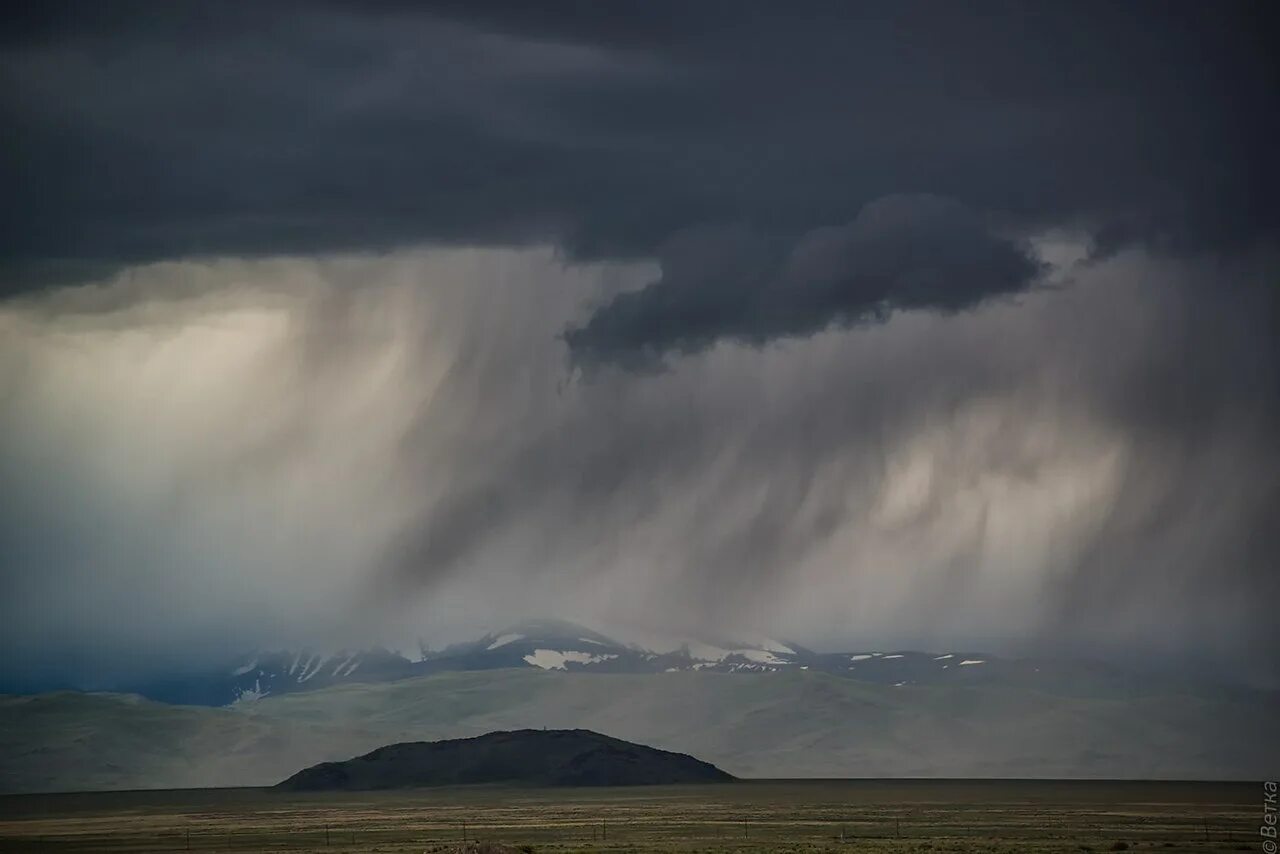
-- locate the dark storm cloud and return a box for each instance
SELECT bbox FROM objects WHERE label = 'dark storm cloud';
[1,1,1279,691]
[2,2,1276,298]
[564,195,1045,364]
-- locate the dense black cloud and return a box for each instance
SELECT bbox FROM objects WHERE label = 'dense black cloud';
[565,195,1045,364]
[2,1,1276,291]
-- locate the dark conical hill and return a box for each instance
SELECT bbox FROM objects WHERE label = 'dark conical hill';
[276,728,734,790]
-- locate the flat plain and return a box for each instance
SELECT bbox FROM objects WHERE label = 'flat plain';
[0,780,1260,853]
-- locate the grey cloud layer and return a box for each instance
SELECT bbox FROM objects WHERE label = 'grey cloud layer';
[2,246,1275,687]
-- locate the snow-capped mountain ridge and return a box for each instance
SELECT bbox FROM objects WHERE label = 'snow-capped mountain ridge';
[219,646,421,704]
[127,618,1006,706]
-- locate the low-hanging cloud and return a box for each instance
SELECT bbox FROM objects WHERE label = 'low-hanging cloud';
[564,195,1045,364]
[2,243,1274,688]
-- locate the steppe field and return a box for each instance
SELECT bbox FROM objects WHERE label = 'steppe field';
[0,780,1260,854]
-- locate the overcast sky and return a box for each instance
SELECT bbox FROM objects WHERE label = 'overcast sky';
[1,1,1277,688]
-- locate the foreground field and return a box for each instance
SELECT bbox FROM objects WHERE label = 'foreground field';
[0,780,1259,853]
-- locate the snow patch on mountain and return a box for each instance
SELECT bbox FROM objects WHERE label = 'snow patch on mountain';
[298,654,328,682]
[677,640,794,665]
[231,678,269,704]
[684,641,733,661]
[734,634,795,654]
[523,649,619,670]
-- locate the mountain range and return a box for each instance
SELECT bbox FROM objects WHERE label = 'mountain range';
[124,618,1054,706]
[3,618,1276,792]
